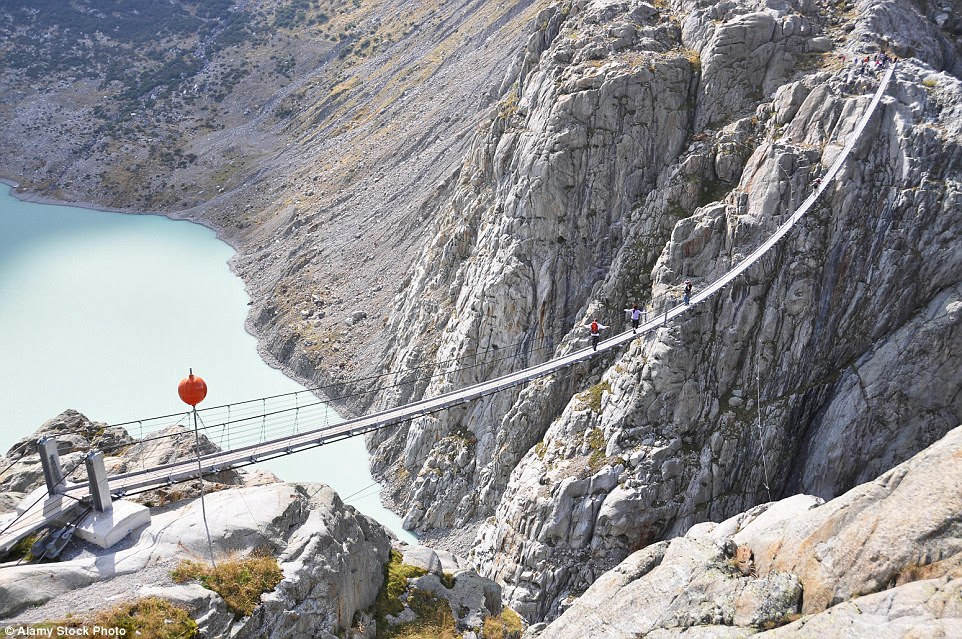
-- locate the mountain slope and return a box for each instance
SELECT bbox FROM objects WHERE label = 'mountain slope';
[360,0,962,621]
[0,0,554,391]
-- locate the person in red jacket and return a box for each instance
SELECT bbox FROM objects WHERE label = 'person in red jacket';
[588,319,608,351]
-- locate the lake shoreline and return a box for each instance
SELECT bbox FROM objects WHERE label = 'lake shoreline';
[0,175,345,414]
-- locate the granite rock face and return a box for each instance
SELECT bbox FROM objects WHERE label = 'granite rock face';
[235,485,392,639]
[0,482,392,639]
[365,0,962,621]
[372,0,699,535]
[531,424,962,637]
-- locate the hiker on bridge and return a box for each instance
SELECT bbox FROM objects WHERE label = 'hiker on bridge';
[588,319,608,351]
[684,280,693,305]
[624,304,646,333]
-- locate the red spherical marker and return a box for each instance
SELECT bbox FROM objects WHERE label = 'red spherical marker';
[178,369,208,407]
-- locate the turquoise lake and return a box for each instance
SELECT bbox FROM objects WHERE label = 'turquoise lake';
[0,182,414,542]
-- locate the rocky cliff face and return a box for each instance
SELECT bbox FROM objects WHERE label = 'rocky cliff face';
[528,421,962,638]
[369,0,699,534]
[363,0,962,621]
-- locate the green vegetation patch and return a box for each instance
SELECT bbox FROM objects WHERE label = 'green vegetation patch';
[274,0,328,29]
[698,179,731,208]
[372,550,466,639]
[760,612,804,630]
[172,553,284,616]
[388,590,459,639]
[534,441,548,459]
[5,532,40,562]
[587,427,607,471]
[587,427,605,452]
[0,0,258,112]
[374,550,429,620]
[482,608,524,639]
[578,380,612,413]
[96,598,198,639]
[365,552,522,639]
[498,92,520,119]
[449,426,478,446]
[19,597,197,639]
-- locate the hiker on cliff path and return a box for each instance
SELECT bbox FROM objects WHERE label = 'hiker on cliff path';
[589,319,607,351]
[684,280,693,305]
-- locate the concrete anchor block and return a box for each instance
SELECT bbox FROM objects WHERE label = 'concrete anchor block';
[74,499,151,549]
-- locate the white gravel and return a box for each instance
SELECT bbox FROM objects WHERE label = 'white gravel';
[4,556,179,624]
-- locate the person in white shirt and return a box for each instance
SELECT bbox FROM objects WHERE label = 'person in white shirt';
[588,319,608,351]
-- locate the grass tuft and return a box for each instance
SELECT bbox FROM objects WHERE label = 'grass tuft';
[390,591,459,639]
[586,427,617,473]
[535,441,547,459]
[497,91,520,119]
[94,597,199,639]
[578,381,611,413]
[482,608,524,639]
[20,597,197,639]
[374,550,429,621]
[373,550,464,638]
[760,611,804,630]
[587,427,605,453]
[5,533,40,562]
[171,553,284,616]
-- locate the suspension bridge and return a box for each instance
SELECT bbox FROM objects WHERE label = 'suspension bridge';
[0,67,895,557]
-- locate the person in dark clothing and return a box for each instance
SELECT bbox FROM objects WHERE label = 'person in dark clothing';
[684,280,693,305]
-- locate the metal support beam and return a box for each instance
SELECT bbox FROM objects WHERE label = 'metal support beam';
[38,436,64,495]
[85,450,112,512]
